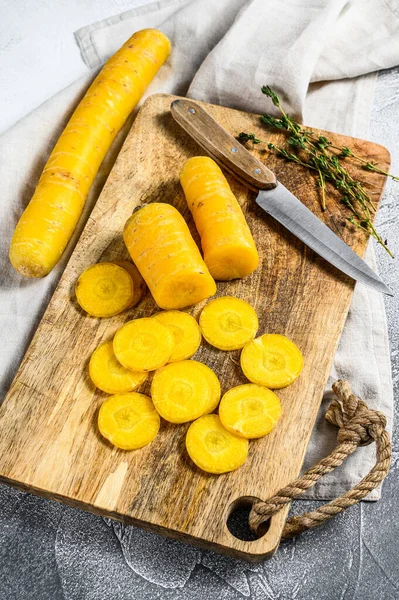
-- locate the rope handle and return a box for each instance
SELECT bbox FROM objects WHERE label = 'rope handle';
[249,380,392,539]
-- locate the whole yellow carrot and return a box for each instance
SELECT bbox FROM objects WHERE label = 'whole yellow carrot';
[180,156,259,280]
[10,29,171,278]
[123,203,216,309]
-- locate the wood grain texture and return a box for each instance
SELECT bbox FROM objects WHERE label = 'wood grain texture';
[0,94,390,561]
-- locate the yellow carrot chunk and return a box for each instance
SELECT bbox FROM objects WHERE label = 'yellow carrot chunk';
[199,296,258,350]
[152,311,201,362]
[89,341,148,394]
[241,334,304,388]
[98,392,160,450]
[151,360,220,423]
[219,384,281,439]
[123,203,216,309]
[180,156,259,280]
[112,260,146,307]
[186,414,248,474]
[113,317,174,371]
[75,262,134,317]
[10,29,171,278]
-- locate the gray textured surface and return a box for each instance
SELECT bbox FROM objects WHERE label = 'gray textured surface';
[1,69,398,599]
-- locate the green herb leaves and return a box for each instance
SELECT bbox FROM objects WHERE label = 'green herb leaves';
[239,87,396,256]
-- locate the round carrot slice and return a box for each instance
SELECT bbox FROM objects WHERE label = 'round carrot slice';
[199,296,258,350]
[219,384,281,439]
[112,260,146,307]
[151,360,220,423]
[202,363,222,415]
[241,334,303,388]
[98,392,160,450]
[113,317,174,371]
[89,341,148,394]
[75,262,134,317]
[152,311,202,362]
[186,414,248,474]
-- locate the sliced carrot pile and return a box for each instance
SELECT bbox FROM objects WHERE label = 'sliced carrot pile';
[89,341,147,394]
[151,360,220,423]
[153,311,201,362]
[112,260,146,307]
[75,262,134,317]
[219,384,281,439]
[241,333,303,388]
[98,392,160,450]
[199,296,258,350]
[186,414,248,474]
[113,317,174,371]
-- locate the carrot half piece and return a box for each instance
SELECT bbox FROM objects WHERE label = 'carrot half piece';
[180,156,259,281]
[123,203,216,309]
[10,29,171,278]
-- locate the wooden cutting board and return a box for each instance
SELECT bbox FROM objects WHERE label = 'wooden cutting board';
[0,94,389,561]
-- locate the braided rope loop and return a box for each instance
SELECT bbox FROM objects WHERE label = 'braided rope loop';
[249,380,391,538]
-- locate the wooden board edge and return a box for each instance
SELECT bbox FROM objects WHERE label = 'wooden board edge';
[142,92,392,167]
[0,473,284,562]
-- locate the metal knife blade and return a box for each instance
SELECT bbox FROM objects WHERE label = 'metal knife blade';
[256,182,393,295]
[170,98,392,295]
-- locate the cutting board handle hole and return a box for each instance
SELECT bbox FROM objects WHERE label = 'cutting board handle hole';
[226,496,270,542]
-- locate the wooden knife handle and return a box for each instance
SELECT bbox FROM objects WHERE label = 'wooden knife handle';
[170,99,277,190]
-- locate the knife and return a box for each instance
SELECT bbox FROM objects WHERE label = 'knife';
[170,99,392,296]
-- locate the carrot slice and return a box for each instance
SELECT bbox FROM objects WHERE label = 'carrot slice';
[186,414,248,474]
[219,384,281,439]
[199,296,258,350]
[152,311,201,362]
[98,392,160,449]
[113,317,174,371]
[112,260,146,307]
[75,262,134,317]
[241,334,303,388]
[89,341,147,394]
[151,360,220,423]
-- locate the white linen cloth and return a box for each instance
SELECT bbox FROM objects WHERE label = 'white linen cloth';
[1,0,398,499]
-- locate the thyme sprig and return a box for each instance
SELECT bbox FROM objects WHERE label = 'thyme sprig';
[239,86,396,257]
